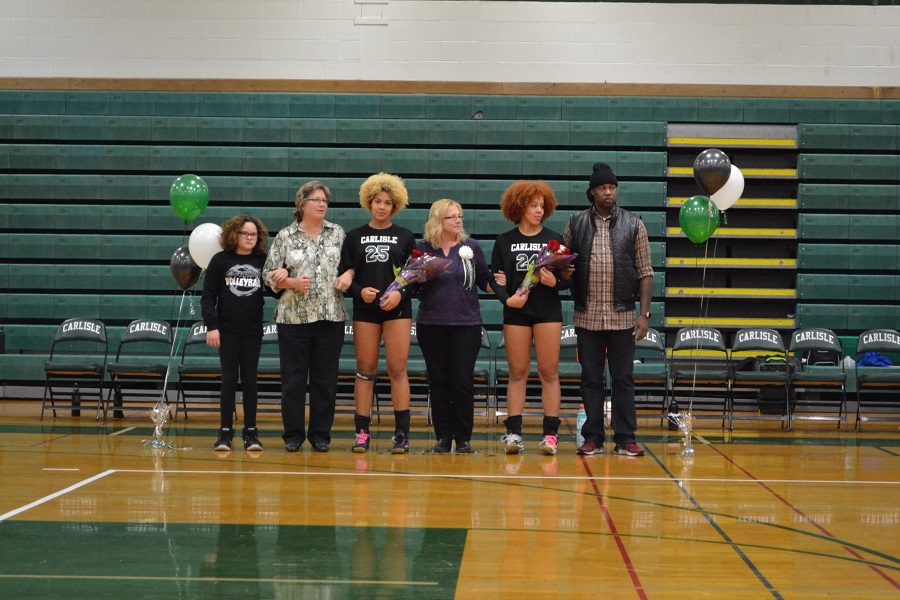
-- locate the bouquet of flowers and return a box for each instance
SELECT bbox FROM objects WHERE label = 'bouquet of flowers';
[516,239,577,295]
[380,249,453,305]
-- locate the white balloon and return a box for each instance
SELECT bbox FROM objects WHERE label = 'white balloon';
[710,165,744,211]
[188,222,223,270]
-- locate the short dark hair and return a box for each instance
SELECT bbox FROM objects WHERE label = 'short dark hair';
[294,180,332,221]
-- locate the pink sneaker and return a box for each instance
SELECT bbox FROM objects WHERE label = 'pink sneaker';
[538,434,559,456]
[352,430,370,453]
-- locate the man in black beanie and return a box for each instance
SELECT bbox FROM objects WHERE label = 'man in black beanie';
[563,162,653,457]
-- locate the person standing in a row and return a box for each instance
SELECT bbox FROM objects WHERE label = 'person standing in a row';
[564,162,653,457]
[264,181,351,453]
[340,173,416,454]
[491,181,568,456]
[203,215,270,452]
[415,200,495,454]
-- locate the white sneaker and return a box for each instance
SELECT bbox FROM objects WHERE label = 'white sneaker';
[501,433,524,455]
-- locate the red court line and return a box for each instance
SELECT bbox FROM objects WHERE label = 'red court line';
[579,455,648,600]
[706,443,900,592]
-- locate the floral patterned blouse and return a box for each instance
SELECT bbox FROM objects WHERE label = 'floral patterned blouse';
[263,220,348,325]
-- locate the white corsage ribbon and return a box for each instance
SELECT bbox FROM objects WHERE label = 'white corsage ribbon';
[458,245,475,290]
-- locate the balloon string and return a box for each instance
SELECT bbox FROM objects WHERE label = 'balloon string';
[687,235,720,415]
[171,223,192,321]
[159,290,191,405]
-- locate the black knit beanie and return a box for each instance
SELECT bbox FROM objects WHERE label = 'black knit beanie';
[586,162,618,201]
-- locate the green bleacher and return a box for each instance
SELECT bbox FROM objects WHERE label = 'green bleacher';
[1,90,898,390]
[794,117,899,335]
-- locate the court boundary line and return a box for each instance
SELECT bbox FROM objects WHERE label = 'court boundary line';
[644,445,784,600]
[0,470,114,522]
[110,468,900,485]
[705,443,900,592]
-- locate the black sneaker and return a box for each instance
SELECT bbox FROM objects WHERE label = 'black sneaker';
[455,440,473,454]
[432,437,452,454]
[391,433,410,454]
[214,428,233,451]
[243,427,263,451]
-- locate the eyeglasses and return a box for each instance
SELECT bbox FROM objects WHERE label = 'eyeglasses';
[443,215,464,221]
[239,232,258,239]
[306,197,329,204]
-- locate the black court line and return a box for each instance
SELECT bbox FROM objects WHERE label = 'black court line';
[874,446,899,457]
[644,445,784,600]
[703,442,900,592]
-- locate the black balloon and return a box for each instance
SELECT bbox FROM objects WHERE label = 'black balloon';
[693,149,732,196]
[170,245,202,290]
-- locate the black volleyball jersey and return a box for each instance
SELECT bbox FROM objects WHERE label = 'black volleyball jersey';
[340,223,416,305]
[491,227,569,322]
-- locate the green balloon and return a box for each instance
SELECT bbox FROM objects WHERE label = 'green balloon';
[679,195,719,244]
[169,174,209,222]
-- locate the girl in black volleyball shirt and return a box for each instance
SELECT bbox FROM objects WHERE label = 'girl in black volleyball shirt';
[202,215,270,453]
[339,173,416,454]
[491,181,569,456]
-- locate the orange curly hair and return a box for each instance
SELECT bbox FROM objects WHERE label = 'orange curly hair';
[500,181,557,224]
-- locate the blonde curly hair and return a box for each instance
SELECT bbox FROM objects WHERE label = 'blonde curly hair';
[358,172,409,216]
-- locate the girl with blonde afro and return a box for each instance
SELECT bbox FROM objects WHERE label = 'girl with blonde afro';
[339,173,416,454]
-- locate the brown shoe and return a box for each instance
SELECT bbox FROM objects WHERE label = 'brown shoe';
[613,441,645,457]
[576,440,604,455]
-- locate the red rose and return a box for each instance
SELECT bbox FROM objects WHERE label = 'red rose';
[411,249,424,259]
[547,239,560,253]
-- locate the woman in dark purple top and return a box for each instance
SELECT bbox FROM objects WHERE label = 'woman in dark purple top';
[416,199,494,454]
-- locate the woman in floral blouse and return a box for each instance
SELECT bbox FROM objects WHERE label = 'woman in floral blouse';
[263,180,352,453]
[415,199,495,454]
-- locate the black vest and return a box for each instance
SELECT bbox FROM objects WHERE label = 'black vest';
[567,205,640,312]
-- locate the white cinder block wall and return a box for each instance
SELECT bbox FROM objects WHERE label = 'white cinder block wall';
[0,0,897,86]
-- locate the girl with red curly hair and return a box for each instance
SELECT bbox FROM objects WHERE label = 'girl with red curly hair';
[491,181,569,456]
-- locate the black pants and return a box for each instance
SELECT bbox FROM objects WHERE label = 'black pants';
[277,321,343,446]
[575,327,637,446]
[417,323,482,442]
[218,331,262,430]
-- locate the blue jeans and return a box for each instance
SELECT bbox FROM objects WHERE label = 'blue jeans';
[575,327,637,446]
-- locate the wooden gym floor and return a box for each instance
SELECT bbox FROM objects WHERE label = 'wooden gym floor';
[0,402,897,599]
